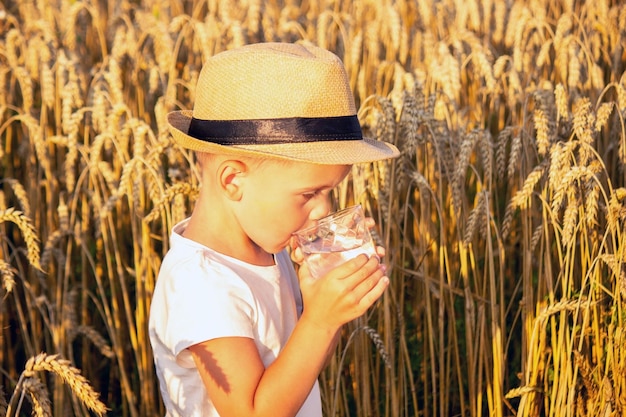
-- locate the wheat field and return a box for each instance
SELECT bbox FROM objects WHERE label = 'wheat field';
[1,0,625,416]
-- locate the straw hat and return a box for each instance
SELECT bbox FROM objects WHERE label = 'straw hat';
[167,42,400,165]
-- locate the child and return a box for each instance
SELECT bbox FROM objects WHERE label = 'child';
[149,42,400,417]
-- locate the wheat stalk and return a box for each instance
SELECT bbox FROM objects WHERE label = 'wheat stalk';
[21,376,52,417]
[385,4,401,54]
[567,42,581,89]
[452,130,477,214]
[536,40,553,69]
[507,133,522,180]
[40,58,55,109]
[554,163,602,226]
[12,66,34,113]
[573,350,598,399]
[73,325,115,359]
[362,326,391,369]
[511,162,547,210]
[146,181,199,222]
[554,83,570,123]
[584,175,600,229]
[599,253,626,299]
[495,126,514,179]
[464,190,488,245]
[509,5,531,73]
[0,259,16,294]
[595,102,613,132]
[547,141,573,199]
[505,385,542,399]
[572,97,595,165]
[24,353,107,416]
[100,157,138,219]
[534,109,550,157]
[536,298,590,321]
[561,189,578,245]
[0,207,42,271]
[0,179,31,219]
[0,386,7,417]
[529,225,543,252]
[14,114,53,182]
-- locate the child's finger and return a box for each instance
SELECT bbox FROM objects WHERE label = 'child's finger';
[357,274,389,309]
[289,236,306,264]
[291,246,305,264]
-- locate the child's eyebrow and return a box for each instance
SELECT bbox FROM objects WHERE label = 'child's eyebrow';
[295,184,332,192]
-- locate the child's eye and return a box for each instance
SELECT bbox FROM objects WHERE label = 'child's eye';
[302,189,324,200]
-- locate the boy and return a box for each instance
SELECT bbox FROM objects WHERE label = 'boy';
[149,42,400,417]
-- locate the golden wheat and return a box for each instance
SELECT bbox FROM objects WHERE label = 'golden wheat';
[505,385,542,399]
[21,376,52,417]
[551,165,599,222]
[561,189,579,244]
[73,326,115,359]
[464,189,488,245]
[595,102,614,131]
[40,59,55,109]
[584,176,600,229]
[0,259,16,294]
[567,42,581,89]
[40,229,70,270]
[24,354,106,416]
[0,208,42,271]
[533,109,550,157]
[1,179,31,219]
[143,182,199,224]
[511,162,547,210]
[2,1,626,416]
[554,83,569,122]
[572,97,595,165]
[495,126,514,179]
[507,132,522,180]
[452,130,477,214]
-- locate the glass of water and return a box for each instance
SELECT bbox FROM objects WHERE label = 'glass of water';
[293,205,378,279]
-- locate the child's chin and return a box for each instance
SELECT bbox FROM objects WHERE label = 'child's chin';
[269,242,289,254]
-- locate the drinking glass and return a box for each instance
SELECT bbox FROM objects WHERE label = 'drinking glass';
[293,205,378,279]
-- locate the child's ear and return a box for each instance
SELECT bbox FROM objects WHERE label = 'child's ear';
[218,160,247,200]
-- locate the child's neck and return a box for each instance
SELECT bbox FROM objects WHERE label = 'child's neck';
[183,202,274,267]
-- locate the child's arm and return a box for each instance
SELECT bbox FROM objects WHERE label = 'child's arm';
[188,254,387,417]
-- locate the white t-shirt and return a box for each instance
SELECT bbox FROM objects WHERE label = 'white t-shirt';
[149,219,322,416]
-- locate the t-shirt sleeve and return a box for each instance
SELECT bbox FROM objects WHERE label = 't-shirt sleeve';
[161,252,256,359]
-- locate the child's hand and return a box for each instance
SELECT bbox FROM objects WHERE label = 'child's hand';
[298,253,389,332]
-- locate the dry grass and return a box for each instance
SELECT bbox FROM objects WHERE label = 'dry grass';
[1,0,626,416]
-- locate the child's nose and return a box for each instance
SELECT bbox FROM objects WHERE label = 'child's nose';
[309,196,332,221]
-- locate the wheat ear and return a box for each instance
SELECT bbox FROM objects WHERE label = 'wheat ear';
[505,385,542,399]
[74,325,115,359]
[24,353,107,416]
[1,179,31,219]
[511,162,547,210]
[0,259,16,294]
[362,326,392,369]
[21,377,52,417]
[0,208,42,271]
[143,182,199,223]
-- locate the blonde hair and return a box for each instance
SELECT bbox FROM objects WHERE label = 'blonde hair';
[194,151,299,172]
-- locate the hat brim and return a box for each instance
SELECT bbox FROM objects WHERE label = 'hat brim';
[167,111,400,165]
